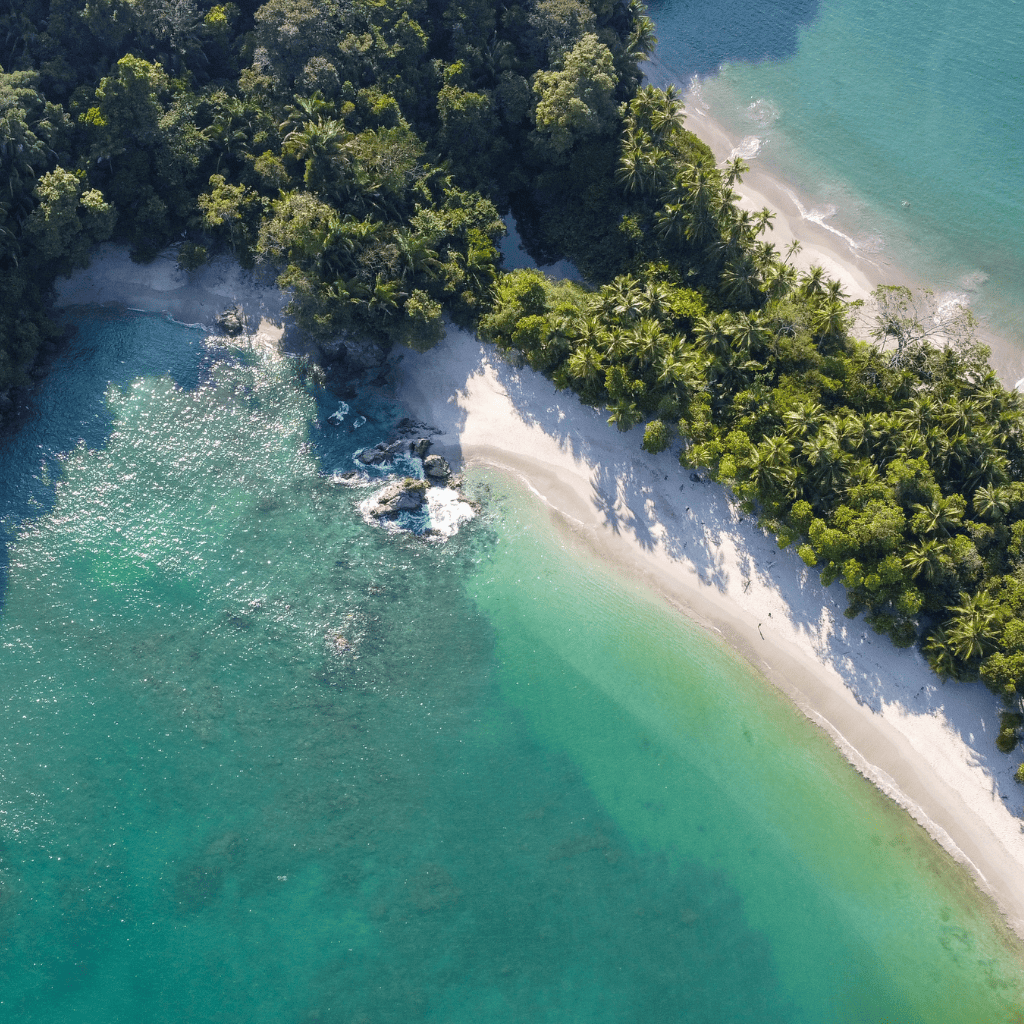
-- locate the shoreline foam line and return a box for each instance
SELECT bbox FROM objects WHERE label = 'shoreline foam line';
[642,54,1024,387]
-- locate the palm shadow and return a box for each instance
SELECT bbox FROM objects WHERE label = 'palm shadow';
[477,345,1021,817]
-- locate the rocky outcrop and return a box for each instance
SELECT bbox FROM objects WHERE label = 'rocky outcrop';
[364,478,428,518]
[356,437,433,466]
[355,436,474,539]
[357,439,410,466]
[423,454,452,485]
[215,306,245,336]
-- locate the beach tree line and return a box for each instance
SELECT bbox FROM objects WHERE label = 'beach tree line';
[2,0,1024,769]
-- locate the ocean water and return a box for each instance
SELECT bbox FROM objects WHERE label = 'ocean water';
[1,311,1023,1021]
[647,0,1024,352]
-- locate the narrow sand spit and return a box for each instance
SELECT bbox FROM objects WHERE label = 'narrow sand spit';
[57,241,1024,942]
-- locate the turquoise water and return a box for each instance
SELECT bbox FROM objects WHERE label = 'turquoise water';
[648,0,1024,351]
[1,312,1023,1021]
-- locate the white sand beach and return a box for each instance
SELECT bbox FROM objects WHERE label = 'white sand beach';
[393,326,1024,942]
[55,231,1024,944]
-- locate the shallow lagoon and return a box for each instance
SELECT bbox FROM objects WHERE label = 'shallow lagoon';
[1,313,1022,1021]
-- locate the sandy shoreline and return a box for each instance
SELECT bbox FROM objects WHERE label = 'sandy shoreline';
[55,238,1024,946]
[392,328,1024,945]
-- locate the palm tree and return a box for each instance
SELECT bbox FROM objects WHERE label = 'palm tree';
[662,165,723,247]
[365,274,406,320]
[626,317,666,371]
[616,126,668,197]
[762,261,798,301]
[973,484,1011,521]
[692,314,734,369]
[895,428,927,461]
[653,201,688,245]
[640,280,673,318]
[825,278,848,302]
[712,208,756,264]
[829,415,867,455]
[753,206,775,237]
[923,627,959,679]
[566,312,607,349]
[783,402,824,440]
[903,538,947,583]
[602,275,644,321]
[945,591,1002,664]
[847,460,880,489]
[566,345,606,390]
[279,92,333,137]
[800,437,848,493]
[940,398,981,439]
[624,15,658,64]
[283,117,352,195]
[720,253,762,307]
[723,156,748,187]
[459,235,497,295]
[616,137,649,196]
[781,239,803,265]
[742,434,795,497]
[607,400,644,432]
[627,85,660,124]
[798,265,828,300]
[393,228,441,282]
[202,95,254,172]
[656,345,702,389]
[648,84,686,139]
[603,329,632,365]
[324,275,369,310]
[911,496,963,537]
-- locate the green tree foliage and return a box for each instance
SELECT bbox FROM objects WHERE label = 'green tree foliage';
[531,34,617,161]
[23,167,116,271]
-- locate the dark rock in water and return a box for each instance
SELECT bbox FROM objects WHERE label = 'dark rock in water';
[357,445,387,466]
[689,472,706,484]
[319,333,388,369]
[357,439,411,466]
[216,307,245,336]
[411,437,432,459]
[366,478,428,517]
[423,454,452,484]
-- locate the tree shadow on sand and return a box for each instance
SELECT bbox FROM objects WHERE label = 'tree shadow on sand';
[447,344,1024,822]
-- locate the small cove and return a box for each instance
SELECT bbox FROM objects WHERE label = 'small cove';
[1,311,1023,1021]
